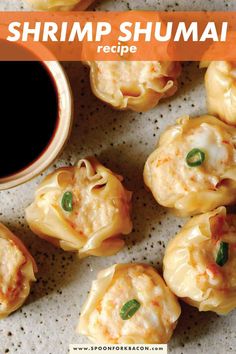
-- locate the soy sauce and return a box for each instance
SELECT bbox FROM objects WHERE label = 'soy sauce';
[0,61,58,178]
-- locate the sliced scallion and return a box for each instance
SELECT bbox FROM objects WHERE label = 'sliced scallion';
[61,191,73,212]
[216,241,228,267]
[186,148,205,167]
[120,299,140,320]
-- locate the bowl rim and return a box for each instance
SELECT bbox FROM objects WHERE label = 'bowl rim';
[0,60,73,190]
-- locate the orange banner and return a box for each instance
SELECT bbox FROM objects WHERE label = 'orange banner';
[0,11,236,61]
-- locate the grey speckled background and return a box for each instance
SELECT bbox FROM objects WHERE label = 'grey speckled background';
[0,1,235,354]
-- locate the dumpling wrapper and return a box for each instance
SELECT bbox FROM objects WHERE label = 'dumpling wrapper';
[25,0,95,11]
[144,114,236,216]
[204,61,236,125]
[25,157,132,258]
[0,223,37,319]
[164,207,236,315]
[77,263,181,344]
[85,61,181,112]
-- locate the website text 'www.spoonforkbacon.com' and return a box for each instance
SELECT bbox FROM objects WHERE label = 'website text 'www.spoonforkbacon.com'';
[69,344,168,354]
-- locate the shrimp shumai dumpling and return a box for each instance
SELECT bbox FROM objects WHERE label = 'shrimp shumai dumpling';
[25,0,94,11]
[204,61,236,125]
[25,157,132,258]
[0,223,37,319]
[78,264,181,344]
[86,61,181,112]
[164,207,236,315]
[144,115,236,216]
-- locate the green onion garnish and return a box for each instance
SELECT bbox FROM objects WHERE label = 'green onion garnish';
[186,148,205,167]
[61,191,73,212]
[120,299,141,320]
[216,241,229,267]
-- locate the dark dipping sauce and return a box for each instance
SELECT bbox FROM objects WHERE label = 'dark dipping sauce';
[0,61,58,178]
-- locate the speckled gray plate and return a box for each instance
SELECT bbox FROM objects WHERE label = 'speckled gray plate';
[0,1,235,354]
